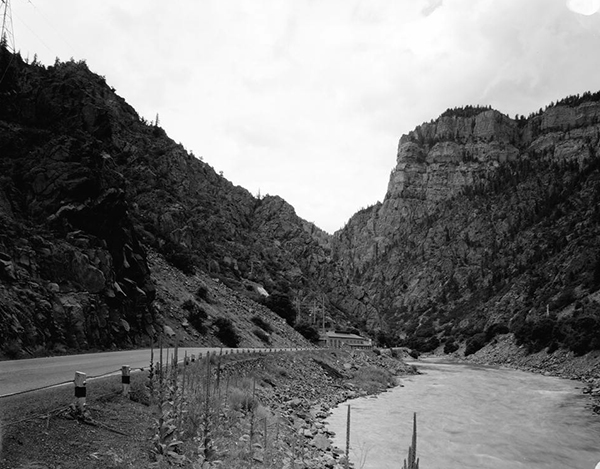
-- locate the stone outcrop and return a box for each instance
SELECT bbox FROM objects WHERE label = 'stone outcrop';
[325,99,600,348]
[0,49,323,357]
[2,44,600,358]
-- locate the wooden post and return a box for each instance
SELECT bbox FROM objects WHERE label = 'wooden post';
[345,405,351,469]
[122,365,131,397]
[74,371,86,413]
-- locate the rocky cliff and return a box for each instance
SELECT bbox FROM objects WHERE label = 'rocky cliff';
[2,44,600,359]
[328,98,600,353]
[0,49,320,358]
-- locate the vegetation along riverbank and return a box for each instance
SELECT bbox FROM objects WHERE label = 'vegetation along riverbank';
[0,348,415,469]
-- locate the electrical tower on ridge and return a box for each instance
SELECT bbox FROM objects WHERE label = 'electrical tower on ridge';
[1,0,15,52]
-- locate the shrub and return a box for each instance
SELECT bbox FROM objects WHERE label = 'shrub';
[188,308,208,335]
[228,387,259,413]
[181,299,195,311]
[213,317,240,348]
[406,335,439,353]
[253,328,270,344]
[485,323,509,342]
[376,330,399,347]
[294,322,321,344]
[251,315,273,333]
[464,332,487,356]
[350,366,394,394]
[261,293,296,326]
[183,300,208,334]
[560,314,600,356]
[195,283,210,303]
[513,317,556,353]
[443,338,459,354]
[2,339,22,359]
[165,251,196,276]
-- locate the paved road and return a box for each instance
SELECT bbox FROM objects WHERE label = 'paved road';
[0,347,294,398]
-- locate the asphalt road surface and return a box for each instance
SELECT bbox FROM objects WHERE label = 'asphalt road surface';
[0,347,291,398]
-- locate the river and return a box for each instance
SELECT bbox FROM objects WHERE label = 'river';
[326,359,600,469]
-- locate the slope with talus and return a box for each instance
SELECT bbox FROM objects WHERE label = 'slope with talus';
[0,49,320,358]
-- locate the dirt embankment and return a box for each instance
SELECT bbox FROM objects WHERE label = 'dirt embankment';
[465,334,600,413]
[0,348,415,469]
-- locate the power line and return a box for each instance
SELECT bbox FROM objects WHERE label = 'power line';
[25,0,78,57]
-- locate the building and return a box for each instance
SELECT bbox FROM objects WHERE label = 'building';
[319,331,372,349]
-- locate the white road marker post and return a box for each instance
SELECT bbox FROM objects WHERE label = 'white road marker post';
[122,365,131,397]
[74,371,87,414]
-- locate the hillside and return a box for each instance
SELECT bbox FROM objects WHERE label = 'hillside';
[326,97,600,355]
[0,48,318,358]
[2,43,600,360]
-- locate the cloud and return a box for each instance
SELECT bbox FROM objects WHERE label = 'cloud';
[422,0,444,16]
[12,0,600,233]
[567,0,600,15]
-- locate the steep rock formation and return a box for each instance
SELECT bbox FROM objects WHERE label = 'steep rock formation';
[0,49,322,357]
[3,44,600,358]
[327,99,600,349]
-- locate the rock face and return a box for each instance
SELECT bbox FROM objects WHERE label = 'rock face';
[0,49,322,357]
[326,99,600,350]
[2,44,600,357]
[0,56,157,355]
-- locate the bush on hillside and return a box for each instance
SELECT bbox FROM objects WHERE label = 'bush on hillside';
[559,314,600,356]
[184,301,208,335]
[195,283,211,303]
[213,317,240,348]
[405,335,440,353]
[512,316,556,353]
[376,330,400,348]
[294,322,321,344]
[261,293,297,326]
[253,328,271,345]
[251,315,273,333]
[162,242,197,276]
[485,323,509,341]
[464,332,487,356]
[443,337,459,354]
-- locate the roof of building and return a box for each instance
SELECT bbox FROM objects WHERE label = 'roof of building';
[321,331,370,341]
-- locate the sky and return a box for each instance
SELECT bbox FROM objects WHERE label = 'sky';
[4,0,600,233]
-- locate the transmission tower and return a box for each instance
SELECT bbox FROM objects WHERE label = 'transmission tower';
[1,0,15,52]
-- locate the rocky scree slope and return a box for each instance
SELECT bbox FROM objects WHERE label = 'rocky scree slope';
[0,49,318,357]
[326,98,600,354]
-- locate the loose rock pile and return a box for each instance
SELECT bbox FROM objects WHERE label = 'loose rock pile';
[220,349,416,468]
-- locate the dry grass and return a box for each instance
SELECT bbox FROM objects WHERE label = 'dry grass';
[1,348,412,468]
[350,365,394,394]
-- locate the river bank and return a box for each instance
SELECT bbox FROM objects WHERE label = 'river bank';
[0,349,415,469]
[462,334,600,413]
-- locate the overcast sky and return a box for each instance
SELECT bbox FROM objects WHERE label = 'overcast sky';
[7,0,600,233]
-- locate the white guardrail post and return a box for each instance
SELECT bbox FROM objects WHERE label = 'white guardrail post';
[121,365,131,397]
[74,371,86,413]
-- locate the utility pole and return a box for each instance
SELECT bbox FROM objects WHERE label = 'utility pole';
[293,297,303,324]
[1,0,15,52]
[321,295,325,333]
